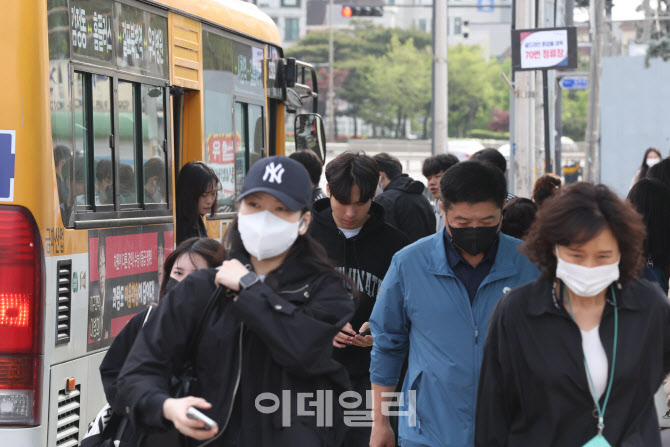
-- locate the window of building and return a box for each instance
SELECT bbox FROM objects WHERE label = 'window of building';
[454,17,462,35]
[285,18,300,42]
[281,0,300,7]
[418,19,427,32]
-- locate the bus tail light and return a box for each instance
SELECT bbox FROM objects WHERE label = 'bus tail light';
[0,207,44,426]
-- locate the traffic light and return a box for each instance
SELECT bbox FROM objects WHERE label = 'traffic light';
[463,20,469,38]
[341,5,384,18]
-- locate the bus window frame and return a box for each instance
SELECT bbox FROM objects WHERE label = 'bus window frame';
[201,25,267,222]
[69,62,172,227]
[206,94,265,222]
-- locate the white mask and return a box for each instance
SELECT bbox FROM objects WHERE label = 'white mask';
[238,210,304,261]
[646,157,660,168]
[555,246,620,297]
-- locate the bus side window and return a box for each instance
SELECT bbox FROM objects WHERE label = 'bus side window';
[118,81,138,205]
[92,75,114,208]
[248,104,264,166]
[234,102,247,201]
[141,85,167,205]
[73,72,91,209]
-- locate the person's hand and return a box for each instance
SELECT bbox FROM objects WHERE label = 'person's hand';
[215,259,249,292]
[369,419,395,447]
[162,397,218,441]
[351,321,373,348]
[333,322,356,348]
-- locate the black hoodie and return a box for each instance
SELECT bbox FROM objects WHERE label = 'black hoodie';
[310,199,409,377]
[374,174,436,243]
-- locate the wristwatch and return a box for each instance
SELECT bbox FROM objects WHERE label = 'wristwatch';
[239,272,259,291]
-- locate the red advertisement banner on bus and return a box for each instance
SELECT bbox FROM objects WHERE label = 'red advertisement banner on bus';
[87,225,173,352]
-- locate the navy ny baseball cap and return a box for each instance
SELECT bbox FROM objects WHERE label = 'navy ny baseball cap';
[237,156,312,211]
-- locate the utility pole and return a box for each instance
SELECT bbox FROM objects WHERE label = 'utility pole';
[328,0,335,142]
[585,0,604,182]
[432,0,448,154]
[512,0,536,198]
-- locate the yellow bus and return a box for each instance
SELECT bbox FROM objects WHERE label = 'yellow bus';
[0,1,321,445]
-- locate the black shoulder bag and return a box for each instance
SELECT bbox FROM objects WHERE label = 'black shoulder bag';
[140,286,228,447]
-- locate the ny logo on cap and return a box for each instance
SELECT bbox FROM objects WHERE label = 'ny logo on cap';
[263,162,285,184]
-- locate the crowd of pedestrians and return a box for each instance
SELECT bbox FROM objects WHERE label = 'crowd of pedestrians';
[87,146,670,447]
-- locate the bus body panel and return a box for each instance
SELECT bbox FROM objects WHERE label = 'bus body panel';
[161,0,281,45]
[0,0,303,444]
[46,352,106,447]
[47,253,95,364]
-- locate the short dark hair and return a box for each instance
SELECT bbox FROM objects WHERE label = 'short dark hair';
[501,198,537,239]
[440,160,507,210]
[289,150,323,186]
[373,153,403,180]
[647,157,670,190]
[95,159,113,183]
[176,161,220,224]
[325,151,379,204]
[54,145,72,164]
[522,182,646,282]
[532,173,562,207]
[144,157,165,184]
[422,153,459,177]
[470,148,507,174]
[627,178,670,268]
[160,237,225,299]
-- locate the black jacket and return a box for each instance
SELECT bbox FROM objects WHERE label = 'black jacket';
[310,199,409,377]
[99,306,152,444]
[476,277,670,447]
[374,174,436,243]
[176,216,207,244]
[117,254,355,446]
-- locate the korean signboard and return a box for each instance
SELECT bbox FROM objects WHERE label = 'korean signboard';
[88,225,173,351]
[512,27,577,72]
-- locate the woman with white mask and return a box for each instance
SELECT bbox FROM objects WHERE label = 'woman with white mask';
[631,147,662,187]
[476,183,670,447]
[117,156,355,447]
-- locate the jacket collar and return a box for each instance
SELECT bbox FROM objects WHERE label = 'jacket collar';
[526,278,642,317]
[427,230,520,283]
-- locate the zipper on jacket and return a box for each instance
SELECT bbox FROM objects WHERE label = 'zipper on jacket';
[474,326,479,344]
[278,284,309,294]
[200,323,244,447]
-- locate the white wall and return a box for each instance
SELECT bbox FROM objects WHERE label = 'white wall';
[600,56,670,197]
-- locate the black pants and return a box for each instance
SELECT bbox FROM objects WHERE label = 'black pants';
[342,374,372,447]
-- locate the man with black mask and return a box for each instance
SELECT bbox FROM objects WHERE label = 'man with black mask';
[368,160,539,447]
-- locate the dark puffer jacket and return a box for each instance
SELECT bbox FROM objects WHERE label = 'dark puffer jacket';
[374,174,436,243]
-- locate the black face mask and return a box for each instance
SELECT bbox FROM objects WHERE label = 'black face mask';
[165,277,180,294]
[448,222,500,256]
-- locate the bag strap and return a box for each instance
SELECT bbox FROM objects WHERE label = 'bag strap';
[183,286,227,369]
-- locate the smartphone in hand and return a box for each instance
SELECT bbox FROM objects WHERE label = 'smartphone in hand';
[186,407,219,431]
[358,330,371,337]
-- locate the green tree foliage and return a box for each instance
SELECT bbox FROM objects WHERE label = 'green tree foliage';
[642,0,670,64]
[286,25,511,138]
[447,45,511,137]
[562,90,588,141]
